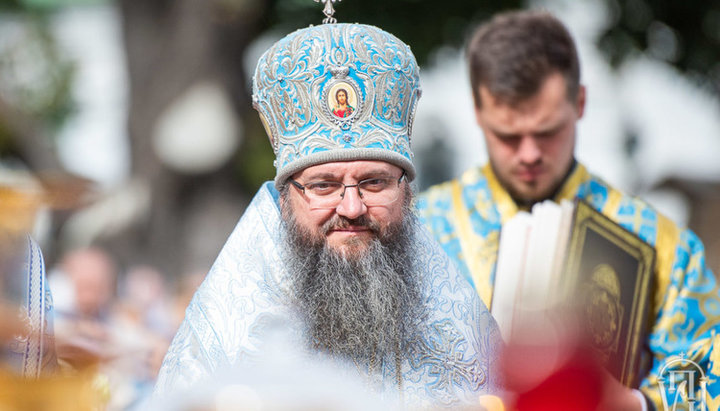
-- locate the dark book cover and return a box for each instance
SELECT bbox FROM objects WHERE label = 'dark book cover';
[562,199,656,388]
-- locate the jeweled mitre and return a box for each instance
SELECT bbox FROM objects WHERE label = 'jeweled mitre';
[252,23,422,185]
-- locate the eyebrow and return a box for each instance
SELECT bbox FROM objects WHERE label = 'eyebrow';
[304,169,396,181]
[534,122,565,136]
[487,117,566,140]
[488,126,520,140]
[357,169,396,178]
[303,172,340,181]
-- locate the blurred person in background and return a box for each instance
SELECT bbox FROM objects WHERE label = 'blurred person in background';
[53,246,117,359]
[51,246,150,410]
[153,12,502,409]
[116,265,175,342]
[113,265,176,410]
[416,9,720,410]
[167,270,204,332]
[0,172,57,378]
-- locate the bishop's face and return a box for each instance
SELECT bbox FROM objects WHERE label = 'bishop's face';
[475,73,585,203]
[283,160,407,258]
[282,160,422,364]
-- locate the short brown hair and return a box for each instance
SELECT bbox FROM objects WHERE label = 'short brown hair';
[467,10,580,107]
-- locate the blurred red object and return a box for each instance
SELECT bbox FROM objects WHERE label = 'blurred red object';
[516,349,602,410]
[501,336,606,411]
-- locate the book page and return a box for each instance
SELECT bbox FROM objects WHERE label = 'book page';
[521,201,564,311]
[548,200,575,305]
[492,200,576,342]
[491,211,532,342]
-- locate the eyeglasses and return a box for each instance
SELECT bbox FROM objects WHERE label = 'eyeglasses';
[288,171,406,208]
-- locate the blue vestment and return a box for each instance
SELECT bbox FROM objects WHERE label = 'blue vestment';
[417,163,720,409]
[154,182,501,407]
[2,236,57,377]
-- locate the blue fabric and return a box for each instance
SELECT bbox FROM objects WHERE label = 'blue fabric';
[416,164,720,409]
[2,236,57,377]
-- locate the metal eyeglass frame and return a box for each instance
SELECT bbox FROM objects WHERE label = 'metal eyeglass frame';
[287,170,406,207]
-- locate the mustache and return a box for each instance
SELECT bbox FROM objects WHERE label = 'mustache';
[321,214,381,235]
[285,207,426,363]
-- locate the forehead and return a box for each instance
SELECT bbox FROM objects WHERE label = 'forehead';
[478,73,574,130]
[293,160,401,180]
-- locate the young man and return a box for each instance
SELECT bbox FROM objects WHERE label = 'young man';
[153,19,501,407]
[417,10,720,410]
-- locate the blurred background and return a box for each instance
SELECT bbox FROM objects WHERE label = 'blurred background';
[0,0,719,407]
[2,0,719,279]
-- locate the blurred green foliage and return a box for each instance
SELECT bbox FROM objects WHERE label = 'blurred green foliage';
[0,0,22,10]
[0,12,75,156]
[234,109,277,192]
[0,0,104,11]
[2,0,718,188]
[268,0,522,66]
[598,0,720,93]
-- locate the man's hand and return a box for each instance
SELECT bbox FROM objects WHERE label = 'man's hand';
[598,369,646,411]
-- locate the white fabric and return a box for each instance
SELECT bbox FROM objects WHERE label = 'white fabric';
[154,182,502,408]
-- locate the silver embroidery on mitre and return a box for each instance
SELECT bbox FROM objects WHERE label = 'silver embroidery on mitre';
[252,23,421,184]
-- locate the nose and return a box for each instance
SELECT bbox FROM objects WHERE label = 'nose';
[335,185,367,219]
[517,135,542,165]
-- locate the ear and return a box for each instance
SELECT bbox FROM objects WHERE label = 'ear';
[576,85,586,119]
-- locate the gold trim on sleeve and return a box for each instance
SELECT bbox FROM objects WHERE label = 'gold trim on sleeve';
[451,179,496,307]
[481,164,517,223]
[555,163,590,202]
[654,214,680,317]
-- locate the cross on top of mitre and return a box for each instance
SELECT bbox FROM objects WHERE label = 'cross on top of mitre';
[314,0,341,24]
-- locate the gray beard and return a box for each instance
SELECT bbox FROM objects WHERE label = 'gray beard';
[281,203,426,367]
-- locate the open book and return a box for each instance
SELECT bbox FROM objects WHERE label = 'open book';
[491,199,655,387]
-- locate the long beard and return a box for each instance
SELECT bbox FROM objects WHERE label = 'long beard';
[281,202,426,367]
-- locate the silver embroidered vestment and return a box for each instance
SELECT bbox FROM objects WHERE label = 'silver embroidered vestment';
[154,183,501,407]
[2,236,57,377]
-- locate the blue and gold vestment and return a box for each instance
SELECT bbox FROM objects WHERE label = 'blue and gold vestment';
[416,163,720,409]
[154,182,502,407]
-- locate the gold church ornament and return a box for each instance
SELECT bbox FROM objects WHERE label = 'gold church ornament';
[314,0,341,24]
[0,369,108,411]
